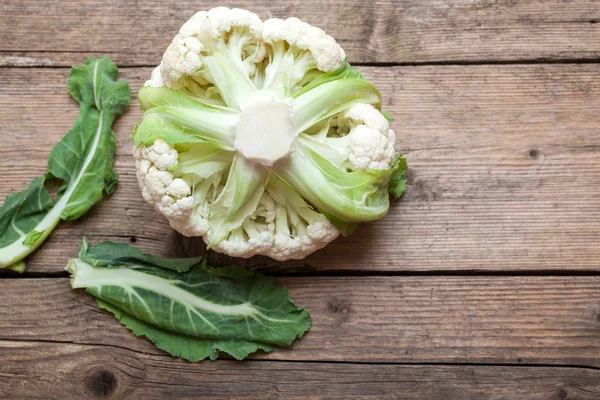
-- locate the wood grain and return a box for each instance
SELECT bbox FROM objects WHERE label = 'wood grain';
[1,65,599,273]
[2,1,599,398]
[1,277,600,366]
[2,341,599,400]
[1,0,600,66]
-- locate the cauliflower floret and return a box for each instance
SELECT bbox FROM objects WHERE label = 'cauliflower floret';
[144,167,172,200]
[179,7,263,40]
[211,230,274,259]
[151,7,344,94]
[306,217,340,243]
[167,178,192,198]
[343,103,389,133]
[170,211,210,237]
[158,195,194,220]
[133,139,195,223]
[155,7,264,89]
[157,35,204,89]
[346,125,396,171]
[329,103,396,171]
[141,139,179,170]
[209,188,339,260]
[146,66,165,88]
[262,17,345,72]
[270,214,338,260]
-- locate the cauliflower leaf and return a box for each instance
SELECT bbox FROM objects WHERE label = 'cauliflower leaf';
[67,238,312,361]
[0,57,130,270]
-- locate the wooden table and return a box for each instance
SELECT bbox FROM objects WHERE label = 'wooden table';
[1,1,600,398]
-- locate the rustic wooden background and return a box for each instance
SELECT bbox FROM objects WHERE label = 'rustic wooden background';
[1,1,600,399]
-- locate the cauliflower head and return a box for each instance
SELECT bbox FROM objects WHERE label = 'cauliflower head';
[133,7,407,260]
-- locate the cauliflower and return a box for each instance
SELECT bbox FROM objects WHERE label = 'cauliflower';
[133,7,407,260]
[133,140,194,221]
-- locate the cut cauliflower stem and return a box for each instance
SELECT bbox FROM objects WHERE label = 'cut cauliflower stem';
[133,7,407,260]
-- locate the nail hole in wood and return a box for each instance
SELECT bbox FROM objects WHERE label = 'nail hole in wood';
[529,149,539,159]
[130,236,137,243]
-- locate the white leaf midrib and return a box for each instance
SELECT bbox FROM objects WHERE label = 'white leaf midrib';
[72,261,259,318]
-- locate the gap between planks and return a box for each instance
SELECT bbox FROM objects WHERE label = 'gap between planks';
[3,58,600,69]
[2,0,600,67]
[7,270,600,279]
[4,337,600,371]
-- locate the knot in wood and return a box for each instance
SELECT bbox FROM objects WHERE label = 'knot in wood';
[85,368,117,398]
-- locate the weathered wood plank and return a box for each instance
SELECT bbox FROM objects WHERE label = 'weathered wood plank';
[2,341,599,400]
[2,65,600,273]
[1,0,599,66]
[1,277,599,366]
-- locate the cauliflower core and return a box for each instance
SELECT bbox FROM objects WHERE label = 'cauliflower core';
[133,7,402,260]
[234,99,297,167]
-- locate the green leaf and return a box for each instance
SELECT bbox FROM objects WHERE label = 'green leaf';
[276,151,407,233]
[78,237,203,272]
[202,52,257,110]
[175,143,234,179]
[208,155,267,244]
[0,177,54,250]
[292,59,365,98]
[323,213,360,237]
[67,239,312,361]
[381,110,394,122]
[388,155,408,199]
[134,87,238,150]
[96,299,274,361]
[51,57,130,220]
[297,133,348,168]
[274,144,394,223]
[207,265,254,279]
[293,78,382,133]
[23,230,45,247]
[0,57,130,269]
